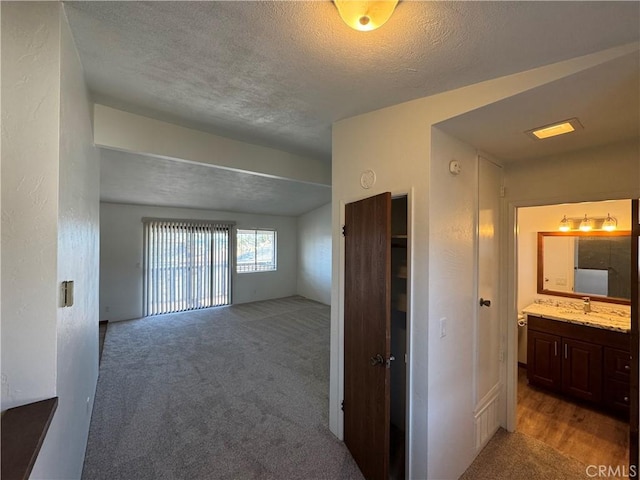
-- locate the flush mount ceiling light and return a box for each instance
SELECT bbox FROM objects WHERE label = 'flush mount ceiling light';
[333,0,399,31]
[525,118,583,141]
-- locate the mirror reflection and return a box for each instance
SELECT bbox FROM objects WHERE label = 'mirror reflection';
[537,231,631,303]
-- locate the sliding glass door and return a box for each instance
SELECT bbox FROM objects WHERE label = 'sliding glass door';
[143,219,232,316]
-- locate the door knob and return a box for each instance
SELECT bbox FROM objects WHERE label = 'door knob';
[370,354,384,366]
[370,354,395,368]
[479,298,491,307]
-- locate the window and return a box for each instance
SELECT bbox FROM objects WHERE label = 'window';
[236,229,277,273]
[143,219,232,316]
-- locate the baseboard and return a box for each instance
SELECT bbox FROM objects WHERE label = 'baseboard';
[99,320,108,326]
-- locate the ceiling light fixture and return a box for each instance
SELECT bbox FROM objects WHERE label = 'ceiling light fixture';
[525,118,583,141]
[333,0,399,31]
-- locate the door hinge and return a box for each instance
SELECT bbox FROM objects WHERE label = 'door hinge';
[342,225,346,237]
[341,400,344,411]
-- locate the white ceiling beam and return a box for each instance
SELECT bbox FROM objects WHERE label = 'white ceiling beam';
[93,104,331,186]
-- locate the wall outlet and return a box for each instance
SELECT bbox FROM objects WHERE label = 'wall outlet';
[439,317,447,338]
[86,396,91,414]
[105,306,110,313]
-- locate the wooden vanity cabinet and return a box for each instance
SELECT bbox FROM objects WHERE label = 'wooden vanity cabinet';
[527,315,629,415]
[527,330,562,390]
[561,338,602,403]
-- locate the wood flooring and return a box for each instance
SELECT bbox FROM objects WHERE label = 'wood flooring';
[517,366,629,469]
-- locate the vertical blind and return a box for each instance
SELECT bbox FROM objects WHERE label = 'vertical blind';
[143,219,233,316]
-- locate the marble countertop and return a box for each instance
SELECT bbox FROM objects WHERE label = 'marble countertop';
[522,300,630,333]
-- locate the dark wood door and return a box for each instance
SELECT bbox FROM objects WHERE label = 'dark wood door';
[344,192,391,480]
[630,199,639,473]
[527,330,562,391]
[561,338,602,402]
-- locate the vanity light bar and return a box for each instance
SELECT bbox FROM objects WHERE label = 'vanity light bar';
[558,214,617,231]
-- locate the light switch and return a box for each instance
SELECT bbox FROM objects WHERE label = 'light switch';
[61,280,74,307]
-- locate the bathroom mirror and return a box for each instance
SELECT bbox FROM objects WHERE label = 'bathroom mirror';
[537,231,631,304]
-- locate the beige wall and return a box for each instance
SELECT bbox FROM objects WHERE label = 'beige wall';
[297,202,332,305]
[505,139,639,207]
[2,1,61,409]
[1,3,100,478]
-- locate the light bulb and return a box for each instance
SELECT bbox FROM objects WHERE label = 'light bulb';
[579,214,592,232]
[334,1,399,31]
[558,215,571,232]
[602,213,617,232]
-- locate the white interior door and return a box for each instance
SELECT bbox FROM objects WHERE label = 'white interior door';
[543,236,575,293]
[476,157,502,405]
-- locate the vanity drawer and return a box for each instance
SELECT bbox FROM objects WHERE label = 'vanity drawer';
[605,347,631,382]
[603,378,630,414]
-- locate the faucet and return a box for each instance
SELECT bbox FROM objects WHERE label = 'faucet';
[582,297,591,313]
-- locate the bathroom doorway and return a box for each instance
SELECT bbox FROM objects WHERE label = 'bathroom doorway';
[511,199,635,471]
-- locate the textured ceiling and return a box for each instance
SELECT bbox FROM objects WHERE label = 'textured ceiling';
[100,149,331,216]
[64,1,639,215]
[65,1,640,163]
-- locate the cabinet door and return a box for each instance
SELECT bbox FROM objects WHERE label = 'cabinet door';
[562,338,602,403]
[527,330,562,391]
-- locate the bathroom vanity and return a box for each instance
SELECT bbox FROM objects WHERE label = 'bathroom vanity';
[523,302,631,416]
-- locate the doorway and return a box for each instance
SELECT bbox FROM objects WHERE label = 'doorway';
[390,196,408,480]
[343,192,409,480]
[512,200,634,469]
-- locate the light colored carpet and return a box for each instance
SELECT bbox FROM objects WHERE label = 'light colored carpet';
[460,428,590,480]
[83,296,364,480]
